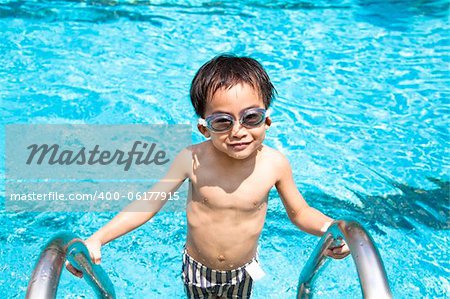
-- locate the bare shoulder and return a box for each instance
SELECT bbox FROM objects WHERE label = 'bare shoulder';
[187,141,210,155]
[261,145,290,167]
[183,141,213,175]
[186,141,212,162]
[165,146,192,178]
[259,145,292,172]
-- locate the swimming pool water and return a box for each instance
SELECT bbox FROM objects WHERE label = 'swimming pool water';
[1,0,449,298]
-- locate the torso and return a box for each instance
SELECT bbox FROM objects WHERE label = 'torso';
[185,141,279,270]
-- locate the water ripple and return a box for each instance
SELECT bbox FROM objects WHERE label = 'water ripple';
[1,1,449,298]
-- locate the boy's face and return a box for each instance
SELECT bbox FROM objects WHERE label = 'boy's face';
[199,83,271,160]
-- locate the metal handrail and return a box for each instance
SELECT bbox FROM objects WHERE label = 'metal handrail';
[26,232,116,299]
[297,219,392,299]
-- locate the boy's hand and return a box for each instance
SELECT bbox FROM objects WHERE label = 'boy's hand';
[65,237,102,278]
[326,240,350,259]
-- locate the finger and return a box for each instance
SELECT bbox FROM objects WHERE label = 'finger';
[92,252,102,265]
[89,250,95,264]
[86,245,100,265]
[333,251,348,258]
[333,247,344,254]
[331,246,351,259]
[329,242,345,250]
[327,252,346,259]
[66,262,82,278]
[326,243,342,256]
[325,247,350,259]
[65,261,83,278]
[332,254,347,260]
[325,249,335,257]
[334,244,350,254]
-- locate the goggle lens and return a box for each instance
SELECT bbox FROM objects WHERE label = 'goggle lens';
[242,110,264,126]
[209,116,233,132]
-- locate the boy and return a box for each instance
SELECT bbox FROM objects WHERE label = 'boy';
[67,54,349,298]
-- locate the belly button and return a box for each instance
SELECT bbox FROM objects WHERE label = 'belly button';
[217,255,225,262]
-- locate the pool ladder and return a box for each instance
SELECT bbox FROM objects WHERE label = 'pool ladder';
[297,219,392,298]
[25,220,391,298]
[26,232,115,299]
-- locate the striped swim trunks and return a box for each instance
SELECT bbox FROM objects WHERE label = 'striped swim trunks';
[182,248,255,298]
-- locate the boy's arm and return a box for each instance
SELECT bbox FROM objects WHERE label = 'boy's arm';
[67,148,191,277]
[274,153,349,259]
[274,154,332,236]
[90,148,191,246]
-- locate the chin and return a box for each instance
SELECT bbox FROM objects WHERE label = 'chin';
[226,148,258,160]
[227,153,250,160]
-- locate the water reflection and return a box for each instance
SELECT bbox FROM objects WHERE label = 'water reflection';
[355,0,449,31]
[307,177,449,234]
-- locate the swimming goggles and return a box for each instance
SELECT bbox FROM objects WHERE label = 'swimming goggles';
[198,108,269,133]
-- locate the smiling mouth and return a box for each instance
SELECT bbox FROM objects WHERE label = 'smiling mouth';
[228,142,252,150]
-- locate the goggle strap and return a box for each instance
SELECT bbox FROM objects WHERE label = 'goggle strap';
[198,118,207,126]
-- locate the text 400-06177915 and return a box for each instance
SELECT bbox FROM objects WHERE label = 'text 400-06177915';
[95,191,180,201]
[129,191,179,201]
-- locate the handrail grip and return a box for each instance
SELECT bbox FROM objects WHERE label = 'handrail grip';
[26,232,116,299]
[297,219,392,299]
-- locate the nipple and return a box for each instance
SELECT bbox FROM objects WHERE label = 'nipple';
[217,255,226,262]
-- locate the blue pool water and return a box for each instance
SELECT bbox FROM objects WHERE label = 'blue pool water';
[1,0,449,298]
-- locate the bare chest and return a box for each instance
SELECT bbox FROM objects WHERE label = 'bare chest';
[190,168,275,211]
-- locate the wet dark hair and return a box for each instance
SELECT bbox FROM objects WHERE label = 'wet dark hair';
[190,54,276,117]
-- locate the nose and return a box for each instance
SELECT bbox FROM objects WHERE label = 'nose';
[230,121,247,138]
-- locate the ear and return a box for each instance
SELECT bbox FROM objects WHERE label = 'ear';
[197,124,211,138]
[264,116,272,129]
